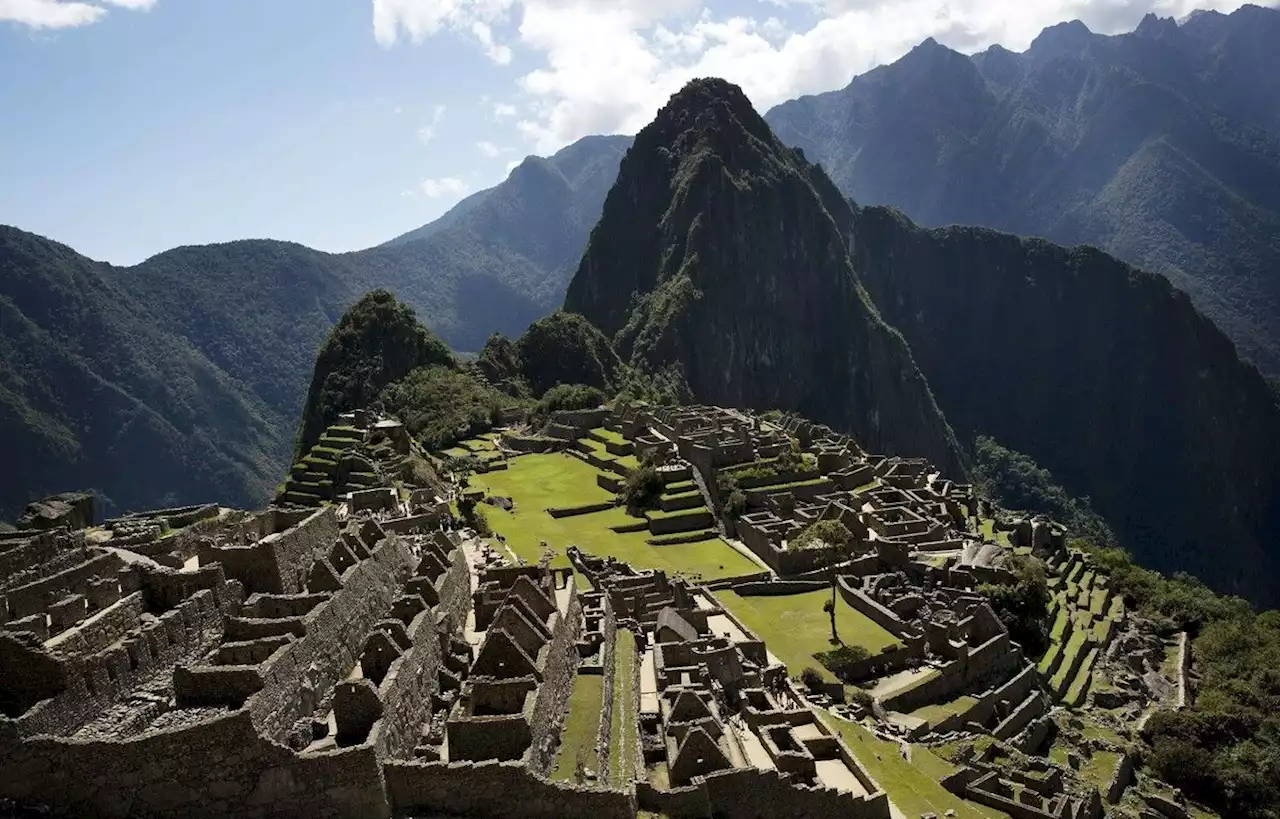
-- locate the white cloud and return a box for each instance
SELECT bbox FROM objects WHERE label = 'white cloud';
[0,0,156,29]
[505,159,522,173]
[416,104,446,145]
[372,0,1259,153]
[476,140,503,157]
[419,176,469,198]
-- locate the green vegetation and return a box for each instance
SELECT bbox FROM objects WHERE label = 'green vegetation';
[534,383,604,415]
[381,365,508,451]
[979,554,1051,655]
[563,77,967,481]
[814,644,870,681]
[1078,543,1280,818]
[551,674,604,782]
[791,519,852,551]
[819,713,1009,819]
[620,464,663,512]
[295,290,453,457]
[971,436,1116,548]
[516,311,620,395]
[714,589,897,682]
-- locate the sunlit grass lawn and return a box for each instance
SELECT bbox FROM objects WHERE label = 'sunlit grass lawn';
[471,453,758,580]
[821,713,1011,819]
[713,589,899,681]
[550,674,604,781]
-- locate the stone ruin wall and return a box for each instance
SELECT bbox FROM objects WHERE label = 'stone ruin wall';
[369,546,470,758]
[0,707,390,819]
[525,578,584,777]
[247,536,415,743]
[637,766,889,819]
[383,758,634,819]
[595,594,619,779]
[12,576,236,740]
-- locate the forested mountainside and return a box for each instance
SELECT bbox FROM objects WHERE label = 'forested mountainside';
[766,4,1280,376]
[846,203,1280,606]
[565,78,965,478]
[0,135,628,519]
[0,226,281,518]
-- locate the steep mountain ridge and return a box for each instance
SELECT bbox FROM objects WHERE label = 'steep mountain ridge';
[845,204,1280,604]
[765,4,1280,375]
[565,78,967,477]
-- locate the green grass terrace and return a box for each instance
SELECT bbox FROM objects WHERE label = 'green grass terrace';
[712,589,899,683]
[468,453,760,581]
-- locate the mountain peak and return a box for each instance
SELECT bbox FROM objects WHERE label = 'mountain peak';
[1134,12,1180,40]
[1028,19,1095,56]
[565,78,967,475]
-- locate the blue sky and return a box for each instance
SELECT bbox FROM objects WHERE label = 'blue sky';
[0,0,1258,265]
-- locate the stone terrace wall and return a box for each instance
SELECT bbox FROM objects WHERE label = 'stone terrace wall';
[0,709,389,819]
[248,537,415,743]
[384,758,634,819]
[700,767,889,819]
[526,580,584,776]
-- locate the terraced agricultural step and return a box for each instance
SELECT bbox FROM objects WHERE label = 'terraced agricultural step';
[647,508,714,535]
[647,529,718,546]
[659,491,705,512]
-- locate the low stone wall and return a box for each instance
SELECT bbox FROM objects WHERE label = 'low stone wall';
[637,781,713,817]
[837,579,913,640]
[731,580,828,596]
[992,691,1047,740]
[700,767,890,819]
[595,599,619,779]
[0,709,390,819]
[548,502,616,519]
[649,510,714,536]
[597,473,623,493]
[384,759,634,819]
[1105,752,1134,804]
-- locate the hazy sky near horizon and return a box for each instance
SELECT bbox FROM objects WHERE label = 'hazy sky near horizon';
[0,0,1263,264]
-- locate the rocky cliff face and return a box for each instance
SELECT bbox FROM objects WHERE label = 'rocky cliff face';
[565,79,965,476]
[847,204,1280,605]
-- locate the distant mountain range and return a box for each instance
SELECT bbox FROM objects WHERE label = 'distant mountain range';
[0,135,629,518]
[767,4,1280,376]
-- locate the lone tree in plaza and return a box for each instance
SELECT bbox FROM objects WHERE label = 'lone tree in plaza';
[793,519,853,643]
